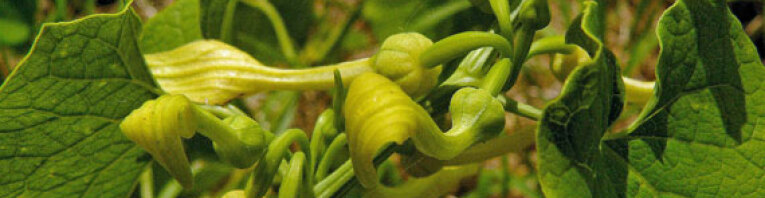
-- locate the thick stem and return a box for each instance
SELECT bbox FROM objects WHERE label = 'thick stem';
[502,96,542,121]
[420,32,512,68]
[444,128,535,165]
[526,36,577,58]
[157,160,205,198]
[480,58,512,96]
[623,77,655,106]
[192,106,247,147]
[140,166,154,198]
[489,0,513,38]
[504,27,535,91]
[309,110,336,173]
[197,104,247,118]
[314,160,354,198]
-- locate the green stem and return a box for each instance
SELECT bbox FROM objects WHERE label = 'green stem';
[309,110,336,173]
[489,0,513,38]
[279,152,307,198]
[332,70,346,132]
[331,144,397,197]
[480,58,512,96]
[526,36,577,58]
[314,160,354,198]
[245,129,311,198]
[192,106,249,147]
[140,166,154,198]
[219,0,239,43]
[501,96,542,121]
[504,28,535,91]
[444,128,535,165]
[420,32,512,68]
[623,77,655,106]
[157,160,205,198]
[315,133,348,181]
[240,0,298,65]
[196,104,247,118]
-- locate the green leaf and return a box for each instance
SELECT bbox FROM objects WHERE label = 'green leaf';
[537,0,765,197]
[0,6,158,198]
[139,0,204,54]
[536,2,624,197]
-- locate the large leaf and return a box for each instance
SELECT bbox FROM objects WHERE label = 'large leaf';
[616,0,765,196]
[0,6,158,198]
[537,0,765,197]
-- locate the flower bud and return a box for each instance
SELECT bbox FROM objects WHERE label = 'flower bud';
[372,33,442,99]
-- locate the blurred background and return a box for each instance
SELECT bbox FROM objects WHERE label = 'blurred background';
[0,0,761,197]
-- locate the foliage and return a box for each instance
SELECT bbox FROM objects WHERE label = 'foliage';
[1,0,764,197]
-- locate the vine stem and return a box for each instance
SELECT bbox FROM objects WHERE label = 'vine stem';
[623,77,655,105]
[140,166,154,198]
[502,96,542,121]
[489,0,513,38]
[219,0,238,43]
[157,160,205,198]
[330,144,397,197]
[240,0,299,65]
[420,32,513,68]
[444,128,535,165]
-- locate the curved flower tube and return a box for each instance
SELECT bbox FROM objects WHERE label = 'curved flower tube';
[145,31,518,104]
[144,40,372,104]
[120,95,196,188]
[344,73,504,188]
[120,94,272,188]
